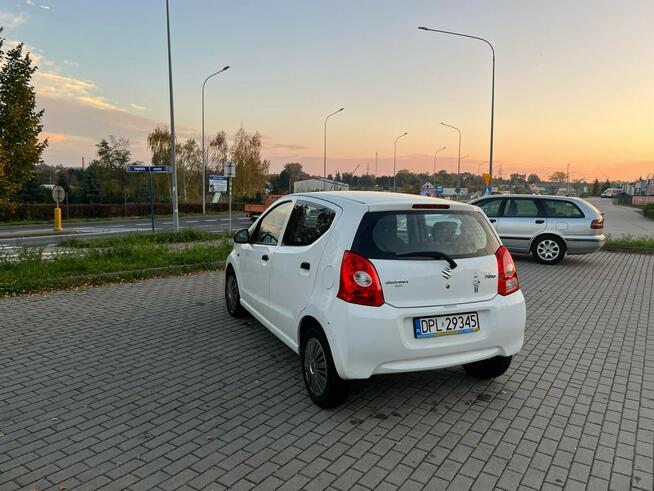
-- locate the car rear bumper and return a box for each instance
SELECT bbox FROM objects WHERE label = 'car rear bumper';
[566,234,606,255]
[327,292,526,380]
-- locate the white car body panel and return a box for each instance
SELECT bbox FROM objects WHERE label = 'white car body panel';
[226,191,526,380]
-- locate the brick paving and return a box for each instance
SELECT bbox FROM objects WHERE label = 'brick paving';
[0,251,653,490]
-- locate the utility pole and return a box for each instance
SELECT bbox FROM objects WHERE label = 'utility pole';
[375,152,378,176]
[567,162,570,192]
[165,0,179,232]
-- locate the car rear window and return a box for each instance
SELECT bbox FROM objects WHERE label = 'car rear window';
[351,210,500,260]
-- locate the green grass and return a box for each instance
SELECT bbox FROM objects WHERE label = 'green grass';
[0,239,233,296]
[605,235,654,254]
[59,229,225,248]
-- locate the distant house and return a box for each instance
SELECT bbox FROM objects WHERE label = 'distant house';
[293,178,349,193]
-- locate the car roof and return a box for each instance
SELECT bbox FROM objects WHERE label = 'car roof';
[292,191,474,211]
[471,194,582,202]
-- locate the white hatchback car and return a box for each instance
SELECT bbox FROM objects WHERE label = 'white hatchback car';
[225,192,526,407]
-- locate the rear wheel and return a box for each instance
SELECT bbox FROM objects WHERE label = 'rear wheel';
[225,271,247,317]
[463,355,512,379]
[301,327,349,408]
[532,236,566,264]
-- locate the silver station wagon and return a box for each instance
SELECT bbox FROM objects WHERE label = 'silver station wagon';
[469,195,605,264]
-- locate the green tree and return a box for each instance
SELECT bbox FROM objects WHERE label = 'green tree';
[208,131,228,173]
[590,177,602,196]
[0,29,47,210]
[91,136,131,204]
[527,174,541,184]
[80,165,102,204]
[278,162,306,193]
[178,138,202,202]
[549,171,567,183]
[230,128,269,199]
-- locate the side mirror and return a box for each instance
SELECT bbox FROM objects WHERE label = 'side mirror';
[233,229,249,244]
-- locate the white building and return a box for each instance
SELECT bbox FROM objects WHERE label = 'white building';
[293,178,349,193]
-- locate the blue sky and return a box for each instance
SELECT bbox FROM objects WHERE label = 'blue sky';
[1,0,653,180]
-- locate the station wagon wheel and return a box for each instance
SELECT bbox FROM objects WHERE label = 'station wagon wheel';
[225,271,247,317]
[532,236,566,265]
[300,326,349,408]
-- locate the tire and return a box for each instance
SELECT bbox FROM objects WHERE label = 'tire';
[531,235,566,264]
[463,355,512,380]
[301,326,349,408]
[225,271,247,318]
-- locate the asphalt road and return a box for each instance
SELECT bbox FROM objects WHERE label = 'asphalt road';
[0,213,252,248]
[586,197,654,237]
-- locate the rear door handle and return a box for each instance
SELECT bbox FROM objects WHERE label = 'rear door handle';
[535,219,545,224]
[261,254,269,261]
[300,262,310,271]
[490,218,497,223]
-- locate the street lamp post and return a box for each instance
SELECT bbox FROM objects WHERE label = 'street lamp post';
[165,0,179,232]
[323,108,344,190]
[440,122,462,194]
[393,132,408,192]
[419,26,495,194]
[201,66,230,214]
[432,145,446,187]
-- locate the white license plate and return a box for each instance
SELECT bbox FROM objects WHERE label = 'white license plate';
[413,312,480,339]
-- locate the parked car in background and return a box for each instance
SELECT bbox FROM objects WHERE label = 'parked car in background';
[600,188,623,198]
[469,195,605,264]
[225,192,526,407]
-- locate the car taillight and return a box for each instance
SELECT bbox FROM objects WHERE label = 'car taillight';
[337,251,384,307]
[495,246,519,296]
[591,218,604,229]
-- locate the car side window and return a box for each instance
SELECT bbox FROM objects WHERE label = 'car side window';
[503,199,542,218]
[283,201,336,246]
[476,198,503,217]
[542,200,584,218]
[252,201,293,245]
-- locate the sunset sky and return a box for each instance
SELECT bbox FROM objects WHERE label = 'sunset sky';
[1,0,653,181]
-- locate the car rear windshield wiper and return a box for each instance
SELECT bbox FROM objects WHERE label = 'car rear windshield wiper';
[395,251,458,269]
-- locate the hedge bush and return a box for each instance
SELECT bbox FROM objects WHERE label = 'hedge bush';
[644,203,654,220]
[0,202,244,222]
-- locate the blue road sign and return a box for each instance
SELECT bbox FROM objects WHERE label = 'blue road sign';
[127,165,171,173]
[436,185,444,194]
[483,186,492,195]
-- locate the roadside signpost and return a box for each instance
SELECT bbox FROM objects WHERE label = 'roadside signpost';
[223,162,236,233]
[127,165,172,232]
[52,185,65,232]
[209,175,229,194]
[483,173,492,195]
[436,185,444,196]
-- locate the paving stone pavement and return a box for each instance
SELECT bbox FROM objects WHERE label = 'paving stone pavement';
[1,251,653,491]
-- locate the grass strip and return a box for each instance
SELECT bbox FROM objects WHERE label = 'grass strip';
[605,235,654,255]
[0,240,233,296]
[59,229,225,248]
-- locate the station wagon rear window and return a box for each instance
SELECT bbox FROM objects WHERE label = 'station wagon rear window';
[351,210,500,260]
[542,200,585,218]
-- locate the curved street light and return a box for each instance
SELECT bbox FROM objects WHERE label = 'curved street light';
[201,65,230,214]
[440,122,462,194]
[393,132,408,192]
[323,108,344,190]
[419,26,495,194]
[432,145,446,187]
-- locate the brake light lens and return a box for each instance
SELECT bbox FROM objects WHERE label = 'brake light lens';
[337,251,384,307]
[412,204,450,209]
[495,246,520,296]
[591,218,604,229]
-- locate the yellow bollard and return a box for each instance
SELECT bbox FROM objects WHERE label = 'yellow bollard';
[54,207,63,232]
